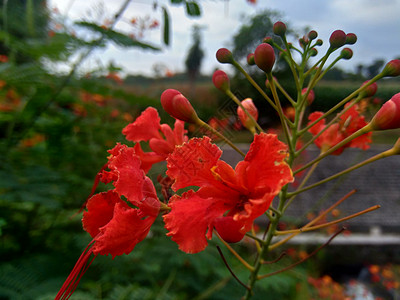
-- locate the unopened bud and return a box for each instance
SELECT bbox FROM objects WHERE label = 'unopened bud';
[237,98,258,131]
[360,81,378,98]
[310,47,318,57]
[346,33,357,45]
[214,216,245,243]
[302,88,315,105]
[247,53,255,65]
[382,59,400,77]
[212,70,230,93]
[315,39,323,46]
[160,89,199,123]
[370,93,400,130]
[273,21,287,37]
[341,48,353,60]
[299,37,307,48]
[216,48,234,64]
[329,30,346,49]
[308,30,318,40]
[263,36,273,45]
[254,43,275,73]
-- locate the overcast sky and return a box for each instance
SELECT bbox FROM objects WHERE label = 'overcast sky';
[49,0,400,77]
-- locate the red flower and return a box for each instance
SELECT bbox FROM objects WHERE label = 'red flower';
[308,103,372,154]
[163,133,293,253]
[56,146,161,300]
[122,107,187,173]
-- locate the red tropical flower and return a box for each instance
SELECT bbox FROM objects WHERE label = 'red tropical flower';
[122,107,188,173]
[56,145,162,300]
[163,133,293,253]
[308,103,372,154]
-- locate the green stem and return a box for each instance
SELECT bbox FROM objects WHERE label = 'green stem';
[197,120,245,157]
[289,145,397,197]
[294,123,373,175]
[232,61,277,111]
[226,90,264,133]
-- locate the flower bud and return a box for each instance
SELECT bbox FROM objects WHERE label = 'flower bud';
[340,48,353,60]
[214,216,245,243]
[346,33,357,45]
[315,39,323,46]
[247,53,255,65]
[370,93,400,130]
[360,80,378,98]
[212,70,230,93]
[302,88,315,105]
[237,98,258,130]
[273,21,287,37]
[160,89,199,123]
[263,36,273,45]
[308,30,318,40]
[299,37,307,48]
[310,47,318,57]
[329,30,346,49]
[254,43,275,73]
[382,59,400,77]
[216,48,234,64]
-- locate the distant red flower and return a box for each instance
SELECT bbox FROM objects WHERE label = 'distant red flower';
[163,133,293,253]
[122,107,188,173]
[308,103,372,154]
[56,146,161,300]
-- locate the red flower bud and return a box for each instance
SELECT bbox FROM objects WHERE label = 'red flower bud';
[340,48,353,60]
[254,43,275,73]
[247,53,255,65]
[212,70,230,93]
[308,30,318,40]
[273,21,287,37]
[263,36,273,45]
[382,59,400,77]
[214,216,245,243]
[302,88,315,105]
[216,48,234,64]
[160,89,199,123]
[360,81,378,97]
[371,93,400,130]
[329,30,346,49]
[346,33,357,45]
[237,98,258,130]
[310,48,318,57]
[315,39,323,46]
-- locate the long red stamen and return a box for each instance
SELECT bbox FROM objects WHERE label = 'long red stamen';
[55,240,97,300]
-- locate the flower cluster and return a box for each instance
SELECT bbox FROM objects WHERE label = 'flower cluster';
[57,20,400,300]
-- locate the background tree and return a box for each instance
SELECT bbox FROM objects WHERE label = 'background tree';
[185,24,204,95]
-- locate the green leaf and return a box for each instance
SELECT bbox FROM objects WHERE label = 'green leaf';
[186,1,201,16]
[162,7,170,46]
[75,21,161,51]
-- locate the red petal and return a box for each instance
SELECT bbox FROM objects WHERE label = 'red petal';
[163,190,229,253]
[82,191,121,238]
[122,107,162,142]
[108,145,145,205]
[308,111,326,136]
[93,203,156,258]
[243,133,293,194]
[166,137,222,191]
[133,143,165,174]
